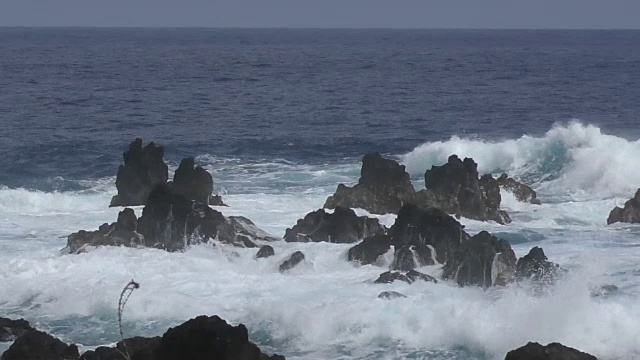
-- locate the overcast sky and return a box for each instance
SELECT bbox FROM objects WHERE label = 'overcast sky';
[1,0,639,29]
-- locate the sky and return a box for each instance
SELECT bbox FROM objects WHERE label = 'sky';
[1,0,639,29]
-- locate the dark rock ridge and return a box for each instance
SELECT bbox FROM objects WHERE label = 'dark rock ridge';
[110,139,225,207]
[515,247,562,283]
[496,173,541,205]
[442,231,516,288]
[68,185,276,253]
[284,206,385,243]
[0,317,34,342]
[1,329,80,360]
[424,155,510,224]
[324,152,416,214]
[347,235,391,265]
[504,342,597,360]
[607,188,640,225]
[110,138,169,207]
[2,315,284,360]
[324,153,511,224]
[279,251,305,273]
[374,270,437,284]
[256,245,275,259]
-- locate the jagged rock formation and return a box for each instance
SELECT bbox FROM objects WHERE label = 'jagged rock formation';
[607,188,640,225]
[66,208,145,253]
[1,329,80,360]
[504,342,597,360]
[442,231,516,288]
[0,318,34,342]
[171,157,225,206]
[495,173,541,204]
[284,207,385,243]
[347,235,391,265]
[279,251,305,272]
[515,246,562,283]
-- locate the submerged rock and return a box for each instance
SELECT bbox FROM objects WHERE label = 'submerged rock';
[279,251,305,273]
[0,317,34,342]
[504,342,597,360]
[347,235,391,265]
[324,152,416,214]
[110,138,169,207]
[607,188,640,225]
[496,173,541,204]
[256,245,275,259]
[374,270,437,284]
[284,206,385,243]
[377,291,407,299]
[1,329,80,360]
[515,246,562,283]
[423,155,510,224]
[442,231,516,289]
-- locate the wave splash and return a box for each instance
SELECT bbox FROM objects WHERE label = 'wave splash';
[401,121,640,200]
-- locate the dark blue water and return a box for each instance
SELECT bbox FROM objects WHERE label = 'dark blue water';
[1,28,640,190]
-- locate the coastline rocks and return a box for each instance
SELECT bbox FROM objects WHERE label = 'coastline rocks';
[515,247,561,283]
[442,231,516,288]
[390,245,435,271]
[1,329,80,360]
[424,155,510,224]
[347,235,391,265]
[67,208,145,253]
[110,138,169,207]
[504,342,597,360]
[324,152,416,214]
[284,207,385,243]
[81,337,160,360]
[607,189,640,224]
[496,173,541,205]
[388,204,469,265]
[0,318,34,342]
[256,245,275,259]
[279,251,305,273]
[171,157,225,206]
[374,270,437,284]
[377,291,407,299]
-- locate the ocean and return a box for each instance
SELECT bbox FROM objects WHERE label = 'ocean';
[1,28,640,359]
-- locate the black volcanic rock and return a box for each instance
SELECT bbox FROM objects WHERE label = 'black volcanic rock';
[80,337,160,360]
[1,329,80,360]
[284,207,385,243]
[0,317,34,342]
[377,291,407,299]
[256,245,275,259]
[110,138,169,207]
[67,208,145,253]
[423,155,510,224]
[347,235,391,265]
[374,270,437,284]
[607,188,640,225]
[496,173,541,204]
[324,153,416,214]
[171,157,225,206]
[504,342,597,360]
[515,247,561,283]
[279,251,305,273]
[390,244,435,271]
[442,231,516,288]
[388,204,469,265]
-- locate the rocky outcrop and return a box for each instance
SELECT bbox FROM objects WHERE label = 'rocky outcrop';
[374,270,437,284]
[377,291,407,299]
[279,251,305,273]
[68,185,275,253]
[389,204,469,265]
[66,208,145,253]
[324,153,416,214]
[284,207,385,243]
[504,342,597,360]
[515,247,561,283]
[171,157,225,206]
[496,173,541,204]
[1,329,80,360]
[0,318,34,342]
[110,138,169,207]
[607,189,640,225]
[256,245,275,259]
[390,244,435,271]
[442,231,516,288]
[347,235,391,265]
[3,316,285,360]
[423,155,510,224]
